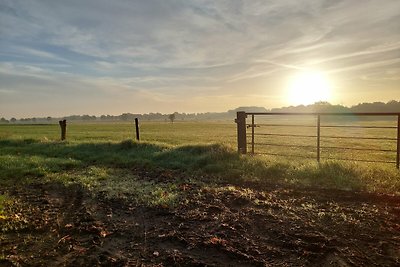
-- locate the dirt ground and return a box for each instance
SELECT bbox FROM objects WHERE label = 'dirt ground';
[1,178,399,267]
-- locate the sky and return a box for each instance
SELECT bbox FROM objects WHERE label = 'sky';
[1,0,399,118]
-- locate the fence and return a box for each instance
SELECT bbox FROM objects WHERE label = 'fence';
[58,118,141,141]
[236,112,400,169]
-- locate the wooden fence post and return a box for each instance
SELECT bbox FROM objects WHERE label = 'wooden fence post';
[236,111,247,154]
[59,119,66,141]
[135,118,140,141]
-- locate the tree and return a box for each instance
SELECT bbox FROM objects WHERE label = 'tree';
[168,113,175,123]
[10,118,16,123]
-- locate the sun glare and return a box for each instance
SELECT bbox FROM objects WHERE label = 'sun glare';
[286,71,332,106]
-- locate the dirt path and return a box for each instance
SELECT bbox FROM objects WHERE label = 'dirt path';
[1,182,399,266]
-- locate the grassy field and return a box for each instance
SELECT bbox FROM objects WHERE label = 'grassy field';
[0,121,237,145]
[1,120,400,266]
[0,120,399,199]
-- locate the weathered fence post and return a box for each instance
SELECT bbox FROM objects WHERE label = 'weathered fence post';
[236,111,247,154]
[59,119,66,141]
[135,118,140,141]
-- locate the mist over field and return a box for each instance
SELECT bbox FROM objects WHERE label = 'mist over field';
[1,100,399,123]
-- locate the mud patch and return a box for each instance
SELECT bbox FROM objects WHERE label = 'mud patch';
[1,182,399,266]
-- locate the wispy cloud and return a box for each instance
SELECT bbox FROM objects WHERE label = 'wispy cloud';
[1,0,399,117]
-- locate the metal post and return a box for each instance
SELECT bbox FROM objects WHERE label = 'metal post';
[397,114,399,169]
[317,115,320,163]
[236,111,247,154]
[251,114,255,154]
[135,118,140,141]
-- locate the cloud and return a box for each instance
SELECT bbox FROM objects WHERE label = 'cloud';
[1,0,399,117]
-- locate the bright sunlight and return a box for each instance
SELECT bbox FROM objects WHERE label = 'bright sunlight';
[286,70,332,106]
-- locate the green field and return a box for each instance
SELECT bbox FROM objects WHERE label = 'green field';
[1,120,400,266]
[0,121,237,145]
[0,120,399,199]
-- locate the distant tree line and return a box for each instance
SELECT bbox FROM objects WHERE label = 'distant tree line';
[1,100,399,124]
[270,100,400,113]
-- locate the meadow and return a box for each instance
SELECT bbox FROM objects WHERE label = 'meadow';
[0,120,399,196]
[1,120,400,266]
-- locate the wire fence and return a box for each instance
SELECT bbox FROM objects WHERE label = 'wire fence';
[236,112,400,169]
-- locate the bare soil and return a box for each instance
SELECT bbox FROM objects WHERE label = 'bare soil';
[1,178,399,266]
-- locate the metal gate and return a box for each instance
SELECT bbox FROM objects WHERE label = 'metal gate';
[236,112,400,169]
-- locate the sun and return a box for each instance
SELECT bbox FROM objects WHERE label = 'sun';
[286,70,332,106]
